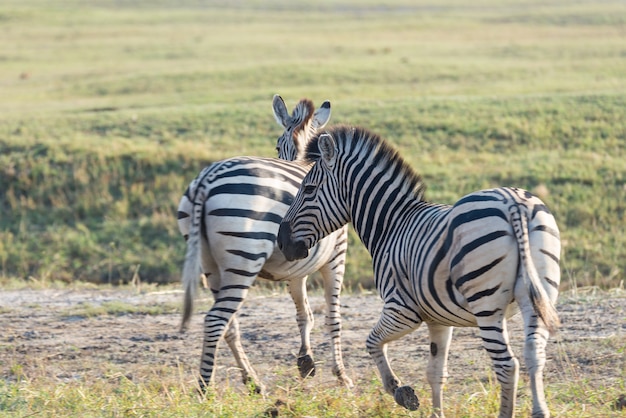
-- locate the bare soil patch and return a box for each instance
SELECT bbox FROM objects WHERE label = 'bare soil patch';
[1,287,624,402]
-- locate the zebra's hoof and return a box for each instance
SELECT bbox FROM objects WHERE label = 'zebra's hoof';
[248,382,265,395]
[196,379,215,399]
[394,385,420,411]
[297,355,316,378]
[337,374,354,388]
[242,377,265,395]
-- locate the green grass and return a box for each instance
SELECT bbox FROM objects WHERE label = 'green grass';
[0,286,623,417]
[1,0,625,289]
[1,365,623,417]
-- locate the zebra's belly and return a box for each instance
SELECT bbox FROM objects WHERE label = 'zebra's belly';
[260,237,338,281]
[412,276,478,327]
[416,298,520,328]
[416,299,479,327]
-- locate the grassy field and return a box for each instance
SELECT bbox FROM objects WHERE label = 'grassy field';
[1,0,625,291]
[1,285,624,417]
[1,1,626,416]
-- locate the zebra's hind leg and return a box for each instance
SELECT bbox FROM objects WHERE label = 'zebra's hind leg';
[366,303,421,411]
[223,313,264,394]
[518,296,552,417]
[199,278,254,393]
[208,284,262,392]
[476,316,519,418]
[426,324,453,418]
[287,276,316,379]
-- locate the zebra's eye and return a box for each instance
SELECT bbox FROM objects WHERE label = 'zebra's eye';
[303,185,316,195]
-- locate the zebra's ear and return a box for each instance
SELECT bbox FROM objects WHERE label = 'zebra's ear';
[319,133,337,168]
[272,94,289,128]
[312,101,331,129]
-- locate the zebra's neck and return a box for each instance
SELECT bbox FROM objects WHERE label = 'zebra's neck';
[344,152,424,257]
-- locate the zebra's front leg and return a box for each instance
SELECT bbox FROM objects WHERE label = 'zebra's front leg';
[426,323,453,418]
[287,276,316,379]
[477,317,519,418]
[320,240,353,388]
[199,280,255,392]
[366,303,421,411]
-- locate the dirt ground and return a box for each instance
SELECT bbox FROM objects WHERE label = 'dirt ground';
[1,286,625,404]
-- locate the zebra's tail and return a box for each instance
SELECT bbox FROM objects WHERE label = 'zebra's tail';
[180,184,207,333]
[510,204,560,334]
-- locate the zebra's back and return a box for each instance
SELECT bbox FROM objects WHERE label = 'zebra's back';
[180,156,342,281]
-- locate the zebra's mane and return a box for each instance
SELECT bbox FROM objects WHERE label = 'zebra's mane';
[305,125,427,201]
[292,98,316,136]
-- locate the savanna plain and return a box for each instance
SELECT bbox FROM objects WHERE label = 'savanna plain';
[0,0,625,416]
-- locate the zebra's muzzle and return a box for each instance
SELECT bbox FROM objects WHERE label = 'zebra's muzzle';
[277,222,309,261]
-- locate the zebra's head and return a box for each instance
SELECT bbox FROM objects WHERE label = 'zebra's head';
[177,96,330,245]
[272,94,331,161]
[278,132,349,261]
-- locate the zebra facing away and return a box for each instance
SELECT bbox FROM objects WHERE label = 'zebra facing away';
[277,125,561,418]
[177,96,353,393]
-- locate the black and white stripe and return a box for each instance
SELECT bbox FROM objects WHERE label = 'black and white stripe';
[178,97,352,393]
[278,125,561,417]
